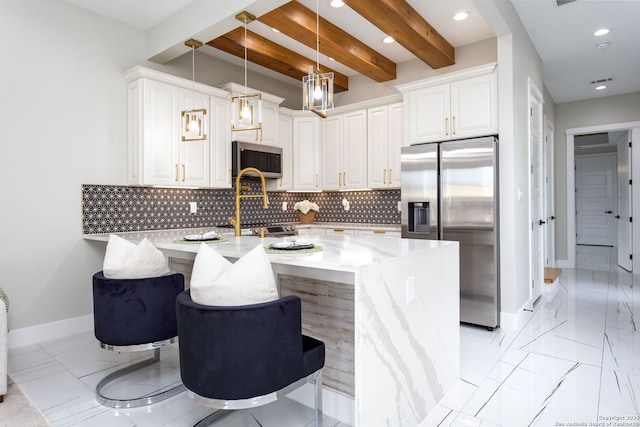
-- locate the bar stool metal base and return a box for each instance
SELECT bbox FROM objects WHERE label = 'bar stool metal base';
[95,347,185,408]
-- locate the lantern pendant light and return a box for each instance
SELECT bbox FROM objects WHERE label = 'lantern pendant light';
[181,39,207,141]
[302,0,334,118]
[231,11,263,140]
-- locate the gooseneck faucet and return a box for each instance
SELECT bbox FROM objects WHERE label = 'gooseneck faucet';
[229,167,269,237]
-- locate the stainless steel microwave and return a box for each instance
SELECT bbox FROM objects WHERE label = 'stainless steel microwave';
[232,141,283,179]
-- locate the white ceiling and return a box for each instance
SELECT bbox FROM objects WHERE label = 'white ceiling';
[64,0,640,105]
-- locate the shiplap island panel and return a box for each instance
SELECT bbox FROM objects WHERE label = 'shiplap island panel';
[83,229,459,427]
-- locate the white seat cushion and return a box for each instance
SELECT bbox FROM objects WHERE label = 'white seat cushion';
[190,243,278,306]
[102,234,170,279]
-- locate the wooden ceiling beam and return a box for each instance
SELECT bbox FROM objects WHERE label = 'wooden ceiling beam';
[343,0,455,69]
[259,1,396,82]
[208,28,349,93]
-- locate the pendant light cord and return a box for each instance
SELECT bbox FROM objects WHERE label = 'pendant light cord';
[191,45,195,89]
[315,0,320,71]
[244,18,248,96]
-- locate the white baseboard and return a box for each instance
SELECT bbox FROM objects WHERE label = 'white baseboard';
[8,315,93,349]
[287,382,355,426]
[500,303,532,331]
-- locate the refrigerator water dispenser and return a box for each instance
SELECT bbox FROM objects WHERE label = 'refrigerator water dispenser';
[408,202,430,234]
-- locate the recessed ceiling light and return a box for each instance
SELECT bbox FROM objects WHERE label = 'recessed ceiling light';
[328,57,335,61]
[272,28,280,33]
[596,42,609,49]
[595,85,607,90]
[383,36,395,44]
[452,11,469,21]
[593,28,610,36]
[330,0,344,7]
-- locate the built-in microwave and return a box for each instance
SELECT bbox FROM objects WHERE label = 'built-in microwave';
[232,141,283,179]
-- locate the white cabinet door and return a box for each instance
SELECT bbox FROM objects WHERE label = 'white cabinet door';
[293,116,321,191]
[180,89,209,187]
[142,79,180,186]
[407,83,449,144]
[343,109,367,189]
[268,111,293,191]
[450,73,498,139]
[232,100,278,144]
[210,95,231,188]
[322,115,343,190]
[367,102,403,189]
[388,102,404,187]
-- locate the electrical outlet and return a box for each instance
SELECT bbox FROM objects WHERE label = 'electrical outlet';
[282,202,288,211]
[406,276,415,303]
[397,201,402,212]
[189,202,197,214]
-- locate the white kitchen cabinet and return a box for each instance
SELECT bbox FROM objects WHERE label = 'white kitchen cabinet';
[292,114,322,191]
[209,95,232,188]
[124,66,231,188]
[325,228,356,236]
[127,77,209,187]
[219,82,283,146]
[268,108,293,191]
[322,109,367,190]
[367,102,403,189]
[355,229,401,238]
[398,63,498,144]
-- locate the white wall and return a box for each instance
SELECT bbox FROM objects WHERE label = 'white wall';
[474,0,547,328]
[0,0,152,332]
[554,92,640,261]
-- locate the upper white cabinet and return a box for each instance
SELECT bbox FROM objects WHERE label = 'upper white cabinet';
[292,113,321,191]
[367,102,403,189]
[321,109,368,190]
[397,63,498,144]
[268,108,293,191]
[124,67,230,188]
[219,82,283,146]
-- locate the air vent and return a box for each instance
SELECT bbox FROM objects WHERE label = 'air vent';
[556,0,577,5]
[590,77,613,84]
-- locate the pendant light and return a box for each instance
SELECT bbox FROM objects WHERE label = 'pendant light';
[181,39,207,141]
[302,0,334,118]
[231,11,263,140]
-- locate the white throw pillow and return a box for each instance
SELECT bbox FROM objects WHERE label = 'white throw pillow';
[103,235,170,279]
[190,243,278,306]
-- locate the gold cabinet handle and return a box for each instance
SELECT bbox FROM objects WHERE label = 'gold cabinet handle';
[175,164,179,182]
[389,168,393,184]
[452,116,456,135]
[445,117,449,135]
[333,229,345,232]
[315,173,319,188]
[343,171,347,186]
[338,172,342,187]
[373,230,386,234]
[383,169,387,185]
[181,164,186,182]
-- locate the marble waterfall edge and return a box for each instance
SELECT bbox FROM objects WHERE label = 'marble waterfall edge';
[355,242,460,426]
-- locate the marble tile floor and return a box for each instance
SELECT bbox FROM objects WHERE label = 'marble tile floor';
[7,245,639,426]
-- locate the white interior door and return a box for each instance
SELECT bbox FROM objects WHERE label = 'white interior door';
[529,80,544,304]
[617,132,632,270]
[576,154,616,246]
[544,117,555,267]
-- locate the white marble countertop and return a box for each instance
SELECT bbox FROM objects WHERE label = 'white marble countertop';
[83,227,451,274]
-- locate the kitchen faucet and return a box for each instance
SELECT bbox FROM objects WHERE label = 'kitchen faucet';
[229,167,269,237]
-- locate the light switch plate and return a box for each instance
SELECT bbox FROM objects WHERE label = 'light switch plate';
[282,202,288,211]
[189,202,197,214]
[397,201,402,212]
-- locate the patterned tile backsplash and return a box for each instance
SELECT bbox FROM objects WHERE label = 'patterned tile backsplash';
[82,183,401,234]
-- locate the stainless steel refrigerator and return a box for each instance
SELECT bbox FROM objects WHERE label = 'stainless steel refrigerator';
[401,136,499,330]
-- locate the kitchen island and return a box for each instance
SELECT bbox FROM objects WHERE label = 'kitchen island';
[84,229,459,427]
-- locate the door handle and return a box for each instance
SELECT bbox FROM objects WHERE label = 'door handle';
[605,210,613,214]
[615,215,621,219]
[539,220,546,225]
